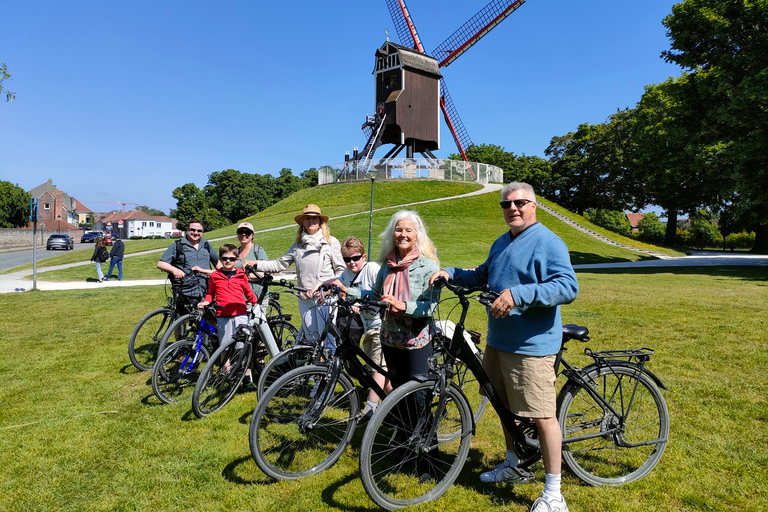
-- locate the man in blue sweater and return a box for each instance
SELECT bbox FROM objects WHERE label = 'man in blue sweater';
[430,182,578,512]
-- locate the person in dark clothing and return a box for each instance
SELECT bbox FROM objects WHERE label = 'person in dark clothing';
[106,237,125,281]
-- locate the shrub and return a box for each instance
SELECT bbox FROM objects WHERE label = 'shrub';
[636,213,665,244]
[585,209,631,237]
[725,231,755,251]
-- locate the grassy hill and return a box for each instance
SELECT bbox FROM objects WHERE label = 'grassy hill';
[23,181,682,282]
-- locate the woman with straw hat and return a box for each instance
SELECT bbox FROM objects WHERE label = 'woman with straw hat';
[253,204,345,343]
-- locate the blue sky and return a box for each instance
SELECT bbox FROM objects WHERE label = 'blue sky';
[1,0,682,215]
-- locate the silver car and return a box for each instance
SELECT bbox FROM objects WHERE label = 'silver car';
[46,234,75,250]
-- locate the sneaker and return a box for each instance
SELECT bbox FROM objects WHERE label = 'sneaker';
[358,406,375,424]
[479,460,534,484]
[530,494,568,512]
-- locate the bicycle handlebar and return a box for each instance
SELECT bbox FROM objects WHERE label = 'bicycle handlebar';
[432,277,499,306]
[244,266,309,294]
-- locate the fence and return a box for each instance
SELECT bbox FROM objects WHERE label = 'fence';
[318,158,503,185]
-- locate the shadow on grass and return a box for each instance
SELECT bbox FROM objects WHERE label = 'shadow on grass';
[569,251,649,266]
[320,471,375,512]
[578,265,768,281]
[451,447,534,507]
[222,455,276,486]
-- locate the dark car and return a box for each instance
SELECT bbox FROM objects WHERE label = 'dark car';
[81,231,103,243]
[47,234,75,250]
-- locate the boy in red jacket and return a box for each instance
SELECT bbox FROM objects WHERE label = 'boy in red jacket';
[198,243,258,358]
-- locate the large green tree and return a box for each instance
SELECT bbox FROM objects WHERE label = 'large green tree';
[171,183,226,232]
[0,180,30,228]
[452,144,552,191]
[662,0,768,252]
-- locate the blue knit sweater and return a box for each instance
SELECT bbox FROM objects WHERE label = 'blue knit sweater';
[445,222,579,356]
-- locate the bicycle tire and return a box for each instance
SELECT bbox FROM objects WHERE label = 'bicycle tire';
[255,344,317,399]
[192,337,253,418]
[268,318,298,351]
[557,364,669,486]
[249,364,358,480]
[128,307,173,371]
[156,312,198,359]
[151,339,211,404]
[359,380,473,510]
[441,347,489,428]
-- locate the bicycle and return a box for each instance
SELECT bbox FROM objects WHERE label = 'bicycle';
[190,271,301,418]
[358,278,669,509]
[127,275,201,371]
[150,303,219,404]
[248,287,390,480]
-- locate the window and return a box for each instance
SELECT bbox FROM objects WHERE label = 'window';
[44,203,50,210]
[149,222,154,227]
[142,222,147,226]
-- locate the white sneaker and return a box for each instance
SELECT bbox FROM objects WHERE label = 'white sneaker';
[530,494,569,512]
[479,460,534,484]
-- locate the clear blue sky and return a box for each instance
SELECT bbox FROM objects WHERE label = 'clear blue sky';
[1,0,682,215]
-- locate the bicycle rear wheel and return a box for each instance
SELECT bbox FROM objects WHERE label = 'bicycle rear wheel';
[151,340,211,404]
[256,344,317,399]
[192,338,252,418]
[249,364,358,480]
[156,312,197,359]
[128,307,173,371]
[268,318,298,349]
[359,380,473,510]
[557,364,669,486]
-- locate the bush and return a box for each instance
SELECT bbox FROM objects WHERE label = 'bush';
[725,231,755,251]
[585,209,631,237]
[689,209,722,249]
[636,213,665,244]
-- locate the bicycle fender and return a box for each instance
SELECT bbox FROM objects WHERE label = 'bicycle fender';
[581,361,668,391]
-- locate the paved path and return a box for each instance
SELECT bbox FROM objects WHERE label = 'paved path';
[2,184,766,293]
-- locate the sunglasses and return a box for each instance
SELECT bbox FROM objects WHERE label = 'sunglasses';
[500,199,533,209]
[188,228,204,233]
[343,254,364,263]
[220,256,238,262]
[237,230,253,236]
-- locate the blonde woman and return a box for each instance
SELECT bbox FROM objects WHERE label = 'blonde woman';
[253,204,345,342]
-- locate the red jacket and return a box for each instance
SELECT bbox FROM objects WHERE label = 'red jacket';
[204,268,257,317]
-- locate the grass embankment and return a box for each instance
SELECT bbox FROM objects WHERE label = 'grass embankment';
[1,266,767,511]
[22,181,663,282]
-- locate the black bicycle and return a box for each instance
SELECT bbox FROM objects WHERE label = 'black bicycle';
[358,278,670,509]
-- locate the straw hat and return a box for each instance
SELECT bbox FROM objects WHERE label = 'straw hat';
[294,204,329,225]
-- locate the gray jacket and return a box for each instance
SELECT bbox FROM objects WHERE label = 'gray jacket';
[257,235,345,289]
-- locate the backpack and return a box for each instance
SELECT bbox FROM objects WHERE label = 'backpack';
[171,238,213,269]
[97,246,109,263]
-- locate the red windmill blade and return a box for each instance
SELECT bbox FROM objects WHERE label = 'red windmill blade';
[382,0,528,161]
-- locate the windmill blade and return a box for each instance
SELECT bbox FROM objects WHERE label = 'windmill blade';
[439,78,474,169]
[385,0,425,52]
[432,0,527,68]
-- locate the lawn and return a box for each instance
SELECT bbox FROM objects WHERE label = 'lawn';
[1,265,767,512]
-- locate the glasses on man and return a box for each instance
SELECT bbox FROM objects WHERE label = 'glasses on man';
[343,254,364,263]
[500,199,534,209]
[237,230,253,236]
[188,228,204,233]
[220,256,238,262]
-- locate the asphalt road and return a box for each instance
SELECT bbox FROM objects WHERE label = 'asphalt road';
[0,243,97,272]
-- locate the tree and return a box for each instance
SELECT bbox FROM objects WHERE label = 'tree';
[585,209,631,237]
[1,62,14,102]
[452,144,552,191]
[171,183,226,231]
[0,180,30,228]
[136,205,166,216]
[204,169,272,224]
[636,213,666,244]
[662,0,768,252]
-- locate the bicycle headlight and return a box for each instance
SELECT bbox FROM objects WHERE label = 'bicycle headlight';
[323,348,334,360]
[427,356,438,371]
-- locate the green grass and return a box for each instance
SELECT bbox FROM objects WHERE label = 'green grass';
[24,181,659,282]
[2,267,767,511]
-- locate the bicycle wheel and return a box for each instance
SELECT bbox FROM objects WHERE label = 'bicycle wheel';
[359,381,473,510]
[268,318,299,350]
[557,364,669,486]
[449,348,489,427]
[156,313,197,358]
[128,307,173,371]
[256,344,317,399]
[151,340,211,404]
[192,337,252,418]
[249,364,358,480]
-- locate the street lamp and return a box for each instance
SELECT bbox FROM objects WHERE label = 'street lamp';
[368,174,375,261]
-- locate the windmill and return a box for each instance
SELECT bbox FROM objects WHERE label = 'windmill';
[353,0,528,169]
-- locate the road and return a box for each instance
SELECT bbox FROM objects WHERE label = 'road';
[0,243,97,272]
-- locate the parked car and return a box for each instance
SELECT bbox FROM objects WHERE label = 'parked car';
[46,234,75,251]
[81,231,103,243]
[164,231,183,238]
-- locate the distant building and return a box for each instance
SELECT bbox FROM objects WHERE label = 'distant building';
[97,210,176,239]
[27,179,84,231]
[626,213,646,234]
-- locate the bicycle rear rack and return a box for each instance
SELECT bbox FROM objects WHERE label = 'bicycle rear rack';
[585,347,655,364]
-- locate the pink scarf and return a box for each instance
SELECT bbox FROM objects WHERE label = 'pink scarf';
[382,246,420,316]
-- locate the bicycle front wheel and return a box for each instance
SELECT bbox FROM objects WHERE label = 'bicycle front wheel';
[156,312,197,358]
[268,318,298,349]
[256,344,317,399]
[557,364,669,486]
[151,340,210,404]
[359,380,473,510]
[249,364,358,480]
[192,338,252,418]
[128,307,173,371]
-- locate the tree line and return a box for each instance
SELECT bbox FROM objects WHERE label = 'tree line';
[452,0,768,253]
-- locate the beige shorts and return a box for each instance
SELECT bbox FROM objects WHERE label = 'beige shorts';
[482,345,556,418]
[362,328,387,372]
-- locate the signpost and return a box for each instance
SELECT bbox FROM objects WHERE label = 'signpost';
[30,198,39,290]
